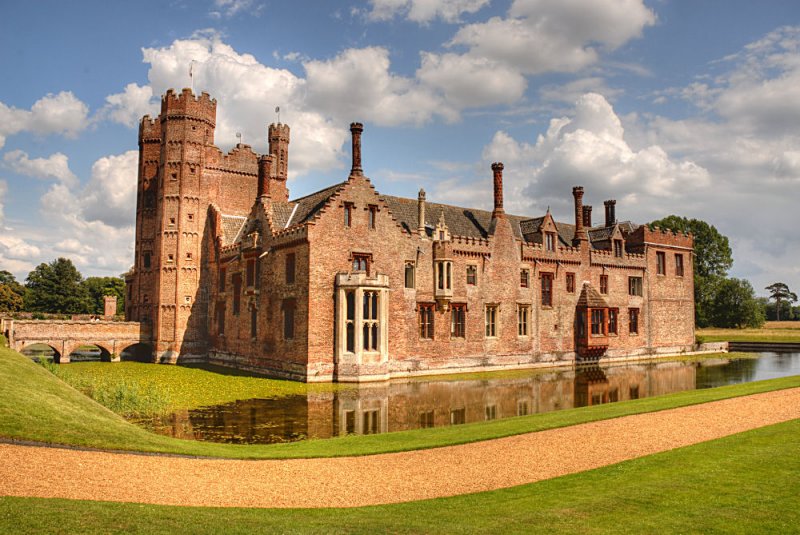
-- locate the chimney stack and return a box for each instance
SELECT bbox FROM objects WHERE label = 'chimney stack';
[417,189,426,237]
[491,162,504,218]
[350,122,363,176]
[583,205,592,228]
[572,186,588,245]
[604,199,616,227]
[257,154,273,198]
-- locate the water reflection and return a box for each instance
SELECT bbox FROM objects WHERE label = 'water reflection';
[141,353,800,445]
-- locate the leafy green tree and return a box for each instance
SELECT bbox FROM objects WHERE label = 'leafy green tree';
[710,278,765,328]
[83,276,125,315]
[650,216,734,327]
[0,270,26,313]
[25,258,93,314]
[765,282,797,322]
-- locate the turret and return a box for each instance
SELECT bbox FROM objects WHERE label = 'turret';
[268,123,290,184]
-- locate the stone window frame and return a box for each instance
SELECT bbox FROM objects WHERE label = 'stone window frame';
[540,272,554,307]
[362,290,380,351]
[608,307,619,335]
[656,251,666,275]
[517,304,530,337]
[675,253,684,277]
[485,304,499,338]
[600,274,609,295]
[335,273,390,366]
[520,268,530,288]
[436,261,453,291]
[628,276,643,297]
[351,252,371,274]
[545,232,556,252]
[466,265,478,286]
[566,272,576,294]
[368,204,378,230]
[344,202,354,228]
[404,261,415,289]
[614,239,623,257]
[629,307,640,335]
[451,303,466,339]
[419,303,435,340]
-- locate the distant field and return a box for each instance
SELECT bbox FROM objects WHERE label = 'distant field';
[764,321,800,330]
[697,323,800,343]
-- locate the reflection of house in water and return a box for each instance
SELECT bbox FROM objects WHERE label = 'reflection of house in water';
[147,361,698,444]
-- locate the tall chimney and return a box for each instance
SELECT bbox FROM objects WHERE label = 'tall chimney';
[583,205,592,228]
[417,188,426,237]
[604,199,616,227]
[491,162,504,218]
[572,186,588,245]
[257,154,273,198]
[350,122,363,176]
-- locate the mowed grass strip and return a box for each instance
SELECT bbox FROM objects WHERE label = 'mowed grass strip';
[2,344,800,459]
[2,419,799,534]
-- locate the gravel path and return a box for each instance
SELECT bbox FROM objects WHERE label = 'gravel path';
[2,388,800,509]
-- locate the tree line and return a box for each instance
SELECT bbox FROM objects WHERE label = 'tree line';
[650,216,798,327]
[0,258,125,316]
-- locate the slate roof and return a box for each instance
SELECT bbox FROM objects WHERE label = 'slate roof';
[218,180,639,248]
[576,283,610,308]
[220,215,247,246]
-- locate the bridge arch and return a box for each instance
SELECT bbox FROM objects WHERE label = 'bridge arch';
[19,342,62,362]
[119,342,154,362]
[63,342,114,362]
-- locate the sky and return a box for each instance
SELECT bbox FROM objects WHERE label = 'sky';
[1,0,799,297]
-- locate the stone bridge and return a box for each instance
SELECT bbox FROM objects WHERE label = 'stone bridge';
[2,319,151,363]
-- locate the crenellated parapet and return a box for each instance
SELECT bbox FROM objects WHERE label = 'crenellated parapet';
[161,88,217,127]
[627,225,693,250]
[138,116,161,144]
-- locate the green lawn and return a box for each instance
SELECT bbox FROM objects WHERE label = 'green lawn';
[2,418,799,534]
[2,343,800,459]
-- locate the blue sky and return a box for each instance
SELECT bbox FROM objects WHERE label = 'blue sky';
[1,0,799,297]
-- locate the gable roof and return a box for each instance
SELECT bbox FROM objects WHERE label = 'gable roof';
[220,215,247,246]
[577,283,610,308]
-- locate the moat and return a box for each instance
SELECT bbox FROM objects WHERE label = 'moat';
[137,352,800,444]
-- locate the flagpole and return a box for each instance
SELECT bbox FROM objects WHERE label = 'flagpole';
[189,61,195,93]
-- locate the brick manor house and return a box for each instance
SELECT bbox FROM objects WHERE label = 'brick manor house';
[125,89,695,382]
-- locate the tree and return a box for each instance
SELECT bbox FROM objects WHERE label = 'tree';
[83,276,126,315]
[765,283,797,322]
[25,258,93,314]
[650,216,734,327]
[710,278,765,328]
[0,270,26,313]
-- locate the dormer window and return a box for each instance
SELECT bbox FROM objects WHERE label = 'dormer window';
[546,232,556,252]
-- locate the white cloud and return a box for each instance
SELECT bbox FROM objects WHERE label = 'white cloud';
[480,93,709,220]
[0,179,6,226]
[304,47,454,126]
[3,150,78,187]
[100,83,158,127]
[0,91,89,148]
[81,150,139,228]
[448,0,656,76]
[367,0,489,23]
[417,52,527,108]
[209,0,263,19]
[539,77,623,104]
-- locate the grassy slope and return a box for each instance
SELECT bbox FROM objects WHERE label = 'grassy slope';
[2,419,799,534]
[2,344,800,459]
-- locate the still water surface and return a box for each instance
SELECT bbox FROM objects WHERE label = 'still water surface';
[141,352,800,444]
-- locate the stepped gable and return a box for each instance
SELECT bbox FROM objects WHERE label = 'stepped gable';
[577,283,610,308]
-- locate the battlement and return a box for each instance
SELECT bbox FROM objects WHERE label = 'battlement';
[628,225,693,249]
[161,88,217,126]
[138,116,160,143]
[268,122,290,140]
